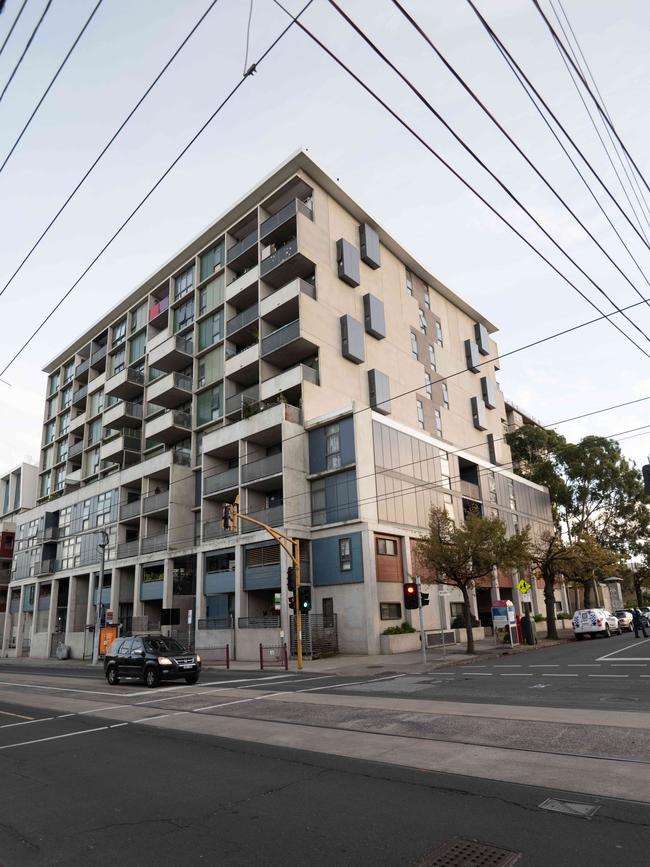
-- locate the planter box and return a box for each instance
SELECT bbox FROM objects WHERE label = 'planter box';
[453,626,485,643]
[379,632,420,654]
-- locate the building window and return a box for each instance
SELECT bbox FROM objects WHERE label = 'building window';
[112,347,125,375]
[424,371,432,399]
[174,298,194,332]
[54,467,65,492]
[40,473,50,499]
[60,386,72,410]
[131,301,147,333]
[174,266,194,301]
[59,506,71,536]
[325,423,341,469]
[424,287,431,310]
[57,440,68,463]
[428,344,436,370]
[416,399,425,430]
[442,383,449,409]
[199,273,225,315]
[44,420,55,445]
[439,451,451,489]
[405,268,413,295]
[97,492,112,526]
[199,240,225,282]
[198,310,224,350]
[129,330,146,363]
[45,396,56,419]
[444,492,455,521]
[377,537,398,555]
[42,447,53,471]
[434,409,442,437]
[419,309,427,335]
[339,537,352,571]
[88,389,104,417]
[63,361,74,384]
[112,319,127,347]
[380,602,402,620]
[508,479,517,510]
[82,499,92,530]
[410,331,418,360]
[87,418,102,446]
[196,384,223,425]
[48,372,60,395]
[435,320,443,346]
[197,347,223,388]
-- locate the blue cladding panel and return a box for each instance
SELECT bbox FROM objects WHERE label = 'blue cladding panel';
[205,570,236,594]
[312,533,364,585]
[309,416,355,473]
[141,580,164,601]
[206,594,231,619]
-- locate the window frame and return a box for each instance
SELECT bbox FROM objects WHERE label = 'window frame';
[338,537,352,571]
[380,602,402,620]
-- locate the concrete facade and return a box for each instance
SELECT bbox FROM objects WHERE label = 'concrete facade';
[3,151,556,660]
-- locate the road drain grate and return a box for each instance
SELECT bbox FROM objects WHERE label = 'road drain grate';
[416,836,521,866]
[539,798,599,818]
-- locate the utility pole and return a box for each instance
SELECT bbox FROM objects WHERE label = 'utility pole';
[92,530,109,665]
[415,574,427,666]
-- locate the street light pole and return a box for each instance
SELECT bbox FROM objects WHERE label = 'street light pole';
[415,574,427,666]
[92,531,109,665]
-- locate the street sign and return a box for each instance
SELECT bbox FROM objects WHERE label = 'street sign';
[517,578,531,594]
[438,588,451,596]
[187,609,193,625]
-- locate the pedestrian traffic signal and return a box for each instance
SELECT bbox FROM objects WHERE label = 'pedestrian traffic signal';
[221,496,239,531]
[420,591,430,607]
[403,582,418,610]
[299,586,312,612]
[287,566,296,592]
[289,594,296,611]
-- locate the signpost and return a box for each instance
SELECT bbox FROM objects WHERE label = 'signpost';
[437,585,450,657]
[415,575,427,665]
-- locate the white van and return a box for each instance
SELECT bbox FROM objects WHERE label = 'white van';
[572,609,621,639]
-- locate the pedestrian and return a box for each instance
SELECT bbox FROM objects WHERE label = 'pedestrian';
[632,608,648,639]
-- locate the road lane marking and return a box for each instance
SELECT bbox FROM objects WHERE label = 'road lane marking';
[494,665,521,668]
[0,681,116,697]
[542,674,578,677]
[0,709,33,720]
[192,691,288,712]
[0,716,54,729]
[597,638,650,661]
[297,674,408,692]
[529,665,559,667]
[461,672,493,676]
[588,674,629,678]
[568,665,600,668]
[0,726,109,751]
[499,673,533,677]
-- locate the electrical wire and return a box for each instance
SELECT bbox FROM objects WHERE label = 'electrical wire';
[0,0,223,301]
[243,0,254,74]
[0,0,104,175]
[271,0,650,361]
[0,0,29,60]
[0,0,315,378]
[0,0,52,104]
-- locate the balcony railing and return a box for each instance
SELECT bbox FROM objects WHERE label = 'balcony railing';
[460,480,481,500]
[122,435,142,452]
[36,559,58,576]
[241,504,283,533]
[172,372,193,392]
[142,491,169,514]
[242,452,282,484]
[198,617,233,630]
[226,303,259,337]
[117,539,140,559]
[203,521,231,542]
[173,447,192,466]
[120,500,141,520]
[125,367,145,386]
[69,441,84,459]
[302,364,319,386]
[260,237,297,278]
[171,410,192,429]
[226,229,258,264]
[261,319,300,356]
[204,467,238,495]
[91,345,107,366]
[260,198,312,241]
[72,385,88,405]
[75,358,90,378]
[141,533,167,554]
[225,384,259,417]
[237,616,280,629]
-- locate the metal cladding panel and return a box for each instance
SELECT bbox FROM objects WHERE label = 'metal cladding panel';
[471,396,487,431]
[340,315,365,364]
[312,532,364,585]
[368,369,391,415]
[464,339,480,373]
[359,223,381,269]
[475,322,490,355]
[205,570,236,594]
[309,416,355,473]
[363,293,386,340]
[141,580,164,601]
[336,238,361,287]
[480,376,497,409]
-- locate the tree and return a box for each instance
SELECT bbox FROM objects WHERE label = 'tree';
[415,508,531,654]
[563,534,621,609]
[530,532,576,640]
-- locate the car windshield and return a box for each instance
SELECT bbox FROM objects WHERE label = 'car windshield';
[615,611,628,616]
[144,637,186,654]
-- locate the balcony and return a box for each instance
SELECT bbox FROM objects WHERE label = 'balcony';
[148,295,169,327]
[260,363,318,403]
[204,467,239,497]
[259,277,315,326]
[91,345,107,371]
[147,333,193,374]
[100,433,141,462]
[74,358,90,380]
[68,440,84,460]
[144,409,192,444]
[226,228,258,270]
[460,480,481,501]
[226,303,259,343]
[69,411,86,433]
[71,385,88,407]
[259,237,314,288]
[261,319,318,367]
[36,559,58,576]
[242,452,282,487]
[117,539,140,559]
[105,367,145,400]
[103,401,143,430]
[241,504,283,533]
[142,491,169,516]
[202,521,232,543]
[141,533,167,555]
[260,198,313,245]
[147,372,192,409]
[224,342,259,385]
[120,500,141,521]
[225,384,259,420]
[225,264,259,307]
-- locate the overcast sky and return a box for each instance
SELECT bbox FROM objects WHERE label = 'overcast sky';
[0,0,649,476]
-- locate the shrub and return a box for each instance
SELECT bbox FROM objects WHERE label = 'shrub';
[451,614,480,629]
[533,614,546,622]
[382,621,416,636]
[556,611,571,620]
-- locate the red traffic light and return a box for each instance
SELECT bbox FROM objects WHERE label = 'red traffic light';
[406,585,416,594]
[403,582,419,609]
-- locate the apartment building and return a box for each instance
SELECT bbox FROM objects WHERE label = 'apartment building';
[0,462,38,643]
[2,150,555,660]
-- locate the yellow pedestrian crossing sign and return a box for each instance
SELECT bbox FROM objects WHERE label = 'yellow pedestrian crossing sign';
[517,578,531,594]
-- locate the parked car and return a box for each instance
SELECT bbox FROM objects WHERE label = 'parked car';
[572,609,622,639]
[614,610,634,632]
[639,607,650,626]
[104,635,201,688]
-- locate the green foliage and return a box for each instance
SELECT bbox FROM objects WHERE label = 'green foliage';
[533,614,546,622]
[382,622,416,636]
[451,614,479,629]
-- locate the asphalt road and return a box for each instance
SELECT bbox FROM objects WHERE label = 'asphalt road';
[1,691,649,867]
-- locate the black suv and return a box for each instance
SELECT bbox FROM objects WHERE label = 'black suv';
[104,635,201,688]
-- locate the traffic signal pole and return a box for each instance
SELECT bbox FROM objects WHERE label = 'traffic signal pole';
[415,574,427,666]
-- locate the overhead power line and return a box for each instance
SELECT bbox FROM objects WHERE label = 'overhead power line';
[0,0,223,301]
[0,0,29,61]
[386,0,650,315]
[275,0,650,361]
[0,0,315,378]
[0,0,104,175]
[0,0,53,104]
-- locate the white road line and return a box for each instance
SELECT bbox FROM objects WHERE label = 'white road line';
[0,716,54,730]
[297,674,407,693]
[57,713,75,718]
[499,673,533,677]
[0,709,33,720]
[0,726,108,751]
[568,665,601,668]
[237,675,335,688]
[529,665,559,668]
[542,674,578,677]
[596,637,650,661]
[494,665,521,668]
[130,713,175,724]
[588,674,629,678]
[125,673,294,697]
[0,681,115,697]
[610,664,648,667]
[192,691,288,712]
[460,672,493,676]
[110,723,128,728]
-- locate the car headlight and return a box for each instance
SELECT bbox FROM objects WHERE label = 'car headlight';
[158,656,172,665]
[195,655,201,663]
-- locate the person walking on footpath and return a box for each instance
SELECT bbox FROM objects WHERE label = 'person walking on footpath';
[632,608,649,639]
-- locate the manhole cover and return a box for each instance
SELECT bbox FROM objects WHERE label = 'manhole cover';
[539,798,599,818]
[416,836,521,866]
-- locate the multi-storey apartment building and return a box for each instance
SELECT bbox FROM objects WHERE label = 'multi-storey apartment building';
[2,151,555,660]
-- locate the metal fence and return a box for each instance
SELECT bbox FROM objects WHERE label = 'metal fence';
[259,643,288,670]
[49,631,65,658]
[290,613,338,659]
[199,644,230,667]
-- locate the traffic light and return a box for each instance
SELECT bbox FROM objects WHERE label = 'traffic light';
[221,497,240,531]
[287,566,296,592]
[289,594,296,611]
[299,585,312,612]
[420,591,430,607]
[403,582,418,610]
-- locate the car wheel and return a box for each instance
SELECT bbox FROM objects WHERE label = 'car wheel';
[575,633,584,641]
[144,666,160,688]
[185,674,199,685]
[106,664,119,686]
[605,626,611,638]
